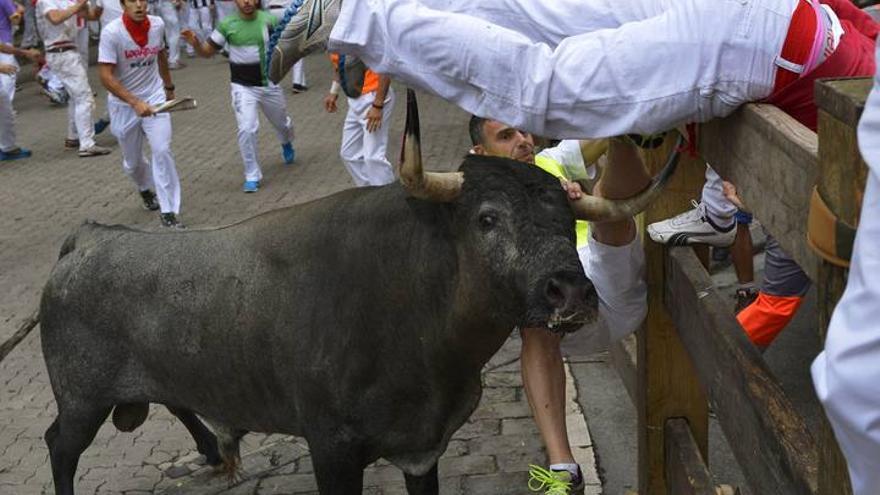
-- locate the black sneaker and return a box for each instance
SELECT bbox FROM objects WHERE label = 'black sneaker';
[160,213,186,229]
[140,190,160,211]
[734,287,758,314]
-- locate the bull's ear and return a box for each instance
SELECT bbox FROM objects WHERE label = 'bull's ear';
[398,88,464,202]
[569,133,683,221]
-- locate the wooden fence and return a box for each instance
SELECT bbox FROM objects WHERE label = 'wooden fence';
[610,77,871,494]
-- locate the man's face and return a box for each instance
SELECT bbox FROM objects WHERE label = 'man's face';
[235,0,257,16]
[122,0,148,21]
[472,120,536,164]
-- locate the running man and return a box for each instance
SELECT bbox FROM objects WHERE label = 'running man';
[98,0,185,228]
[182,0,295,193]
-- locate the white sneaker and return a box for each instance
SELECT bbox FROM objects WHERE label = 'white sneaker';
[267,0,341,84]
[647,200,736,247]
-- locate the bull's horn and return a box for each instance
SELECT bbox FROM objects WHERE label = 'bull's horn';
[398,89,464,202]
[569,134,684,222]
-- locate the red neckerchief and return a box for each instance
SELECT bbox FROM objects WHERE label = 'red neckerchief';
[122,13,151,48]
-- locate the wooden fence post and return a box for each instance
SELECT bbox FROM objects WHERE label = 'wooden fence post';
[814,77,872,495]
[638,136,709,494]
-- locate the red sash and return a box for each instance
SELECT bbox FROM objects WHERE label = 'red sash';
[766,0,877,131]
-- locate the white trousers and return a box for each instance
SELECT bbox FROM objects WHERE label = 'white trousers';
[702,166,738,223]
[329,0,797,138]
[577,232,647,353]
[189,5,213,43]
[154,1,181,65]
[47,50,96,150]
[291,59,306,87]
[230,83,295,181]
[108,99,182,214]
[340,88,395,187]
[811,39,880,495]
[0,54,17,152]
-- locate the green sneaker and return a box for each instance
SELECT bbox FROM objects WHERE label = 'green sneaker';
[528,464,584,494]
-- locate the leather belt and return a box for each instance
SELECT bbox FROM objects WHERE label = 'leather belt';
[46,45,76,53]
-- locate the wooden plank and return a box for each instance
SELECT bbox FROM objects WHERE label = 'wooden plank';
[665,246,818,495]
[638,137,709,495]
[815,77,871,128]
[699,104,819,281]
[664,418,716,495]
[609,334,637,406]
[812,79,871,495]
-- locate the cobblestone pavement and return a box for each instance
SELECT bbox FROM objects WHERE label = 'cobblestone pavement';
[0,55,601,494]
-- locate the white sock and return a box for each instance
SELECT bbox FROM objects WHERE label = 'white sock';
[549,463,580,476]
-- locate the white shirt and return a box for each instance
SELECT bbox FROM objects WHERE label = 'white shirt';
[36,0,79,47]
[98,16,167,105]
[95,0,123,27]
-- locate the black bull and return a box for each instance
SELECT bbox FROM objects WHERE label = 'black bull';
[39,157,601,494]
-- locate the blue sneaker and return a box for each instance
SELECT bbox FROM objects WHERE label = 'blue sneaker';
[0,148,32,161]
[243,180,260,193]
[282,142,295,165]
[94,118,110,135]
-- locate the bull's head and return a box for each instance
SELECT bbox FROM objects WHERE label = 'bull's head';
[396,89,680,332]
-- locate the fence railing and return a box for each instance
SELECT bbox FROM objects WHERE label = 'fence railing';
[610,77,871,494]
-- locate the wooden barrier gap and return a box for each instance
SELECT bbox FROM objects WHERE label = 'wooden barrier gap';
[665,246,818,494]
[699,104,819,281]
[664,418,716,495]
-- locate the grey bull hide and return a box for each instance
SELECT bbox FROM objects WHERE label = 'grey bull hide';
[39,90,679,494]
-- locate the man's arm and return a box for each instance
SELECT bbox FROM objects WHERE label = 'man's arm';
[0,42,41,61]
[45,0,88,25]
[365,74,390,132]
[157,49,175,101]
[180,29,217,57]
[578,139,608,166]
[98,63,156,116]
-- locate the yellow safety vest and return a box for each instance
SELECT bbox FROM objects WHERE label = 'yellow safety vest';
[534,155,589,248]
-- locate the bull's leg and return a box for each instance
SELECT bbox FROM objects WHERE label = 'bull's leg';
[404,463,439,495]
[45,405,112,495]
[165,406,222,466]
[308,440,366,494]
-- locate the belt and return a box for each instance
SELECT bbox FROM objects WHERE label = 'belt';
[46,45,76,53]
[268,5,284,8]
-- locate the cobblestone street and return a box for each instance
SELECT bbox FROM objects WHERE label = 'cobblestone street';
[0,55,602,494]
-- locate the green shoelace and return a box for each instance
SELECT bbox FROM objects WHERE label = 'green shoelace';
[527,464,573,495]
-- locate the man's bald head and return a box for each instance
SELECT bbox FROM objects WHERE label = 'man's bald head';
[468,115,536,164]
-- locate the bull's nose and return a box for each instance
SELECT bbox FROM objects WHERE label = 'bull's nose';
[544,275,592,310]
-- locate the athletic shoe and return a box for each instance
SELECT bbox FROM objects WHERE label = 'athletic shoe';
[94,118,110,135]
[282,142,295,164]
[160,212,186,229]
[140,189,160,211]
[528,464,584,495]
[291,83,309,93]
[168,61,187,70]
[734,287,759,314]
[647,200,736,247]
[243,180,260,193]
[41,86,68,105]
[267,0,341,84]
[64,139,80,150]
[0,147,32,161]
[78,145,112,157]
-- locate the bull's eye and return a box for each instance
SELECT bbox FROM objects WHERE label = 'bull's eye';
[479,213,498,231]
